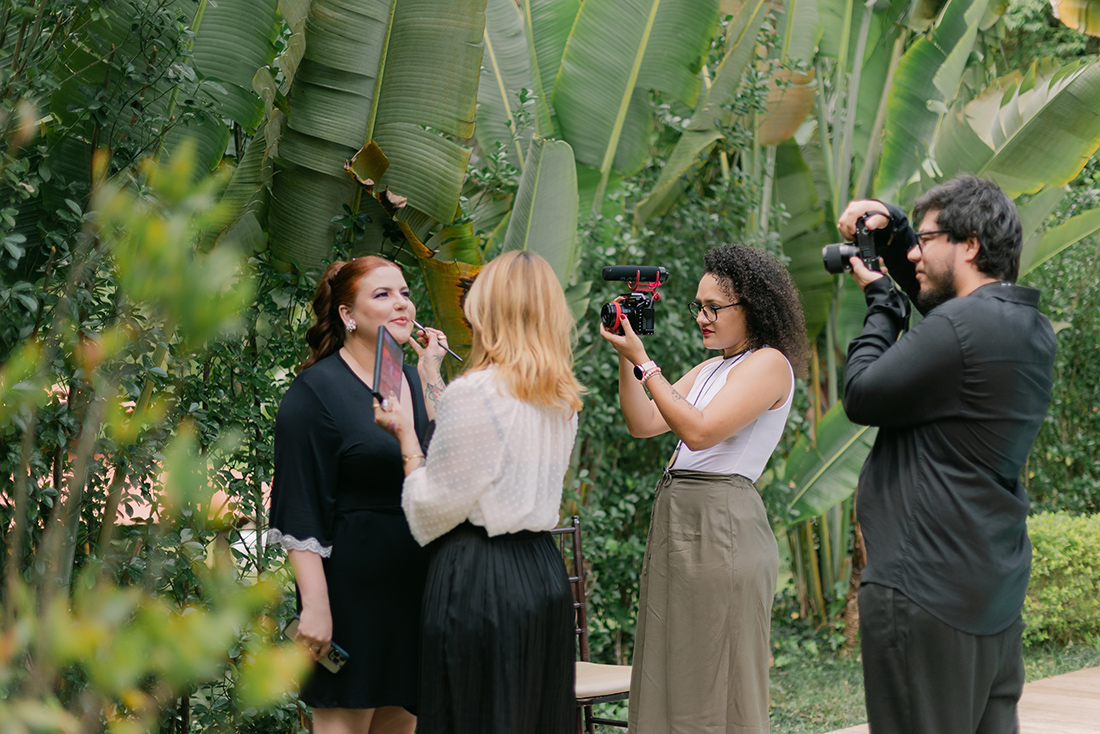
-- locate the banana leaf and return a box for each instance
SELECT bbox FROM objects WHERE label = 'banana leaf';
[553,0,722,212]
[1050,0,1100,35]
[783,402,877,522]
[408,223,483,362]
[932,58,1100,199]
[269,0,488,268]
[279,0,311,88]
[1020,206,1100,277]
[477,0,537,169]
[873,0,996,202]
[780,0,822,65]
[635,0,769,224]
[776,141,833,340]
[523,0,581,137]
[192,0,280,131]
[1015,185,1068,271]
[502,137,579,287]
[756,69,816,145]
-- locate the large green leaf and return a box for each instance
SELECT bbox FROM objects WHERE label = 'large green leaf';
[1015,185,1067,269]
[780,0,821,64]
[635,0,769,224]
[873,0,994,201]
[783,402,877,522]
[373,0,487,225]
[552,0,722,211]
[776,141,833,340]
[192,0,280,131]
[213,134,272,250]
[502,137,579,286]
[932,59,1100,198]
[524,0,581,136]
[1020,205,1100,277]
[477,0,537,169]
[268,0,488,268]
[268,164,357,269]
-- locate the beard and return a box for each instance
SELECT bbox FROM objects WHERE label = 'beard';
[916,261,957,312]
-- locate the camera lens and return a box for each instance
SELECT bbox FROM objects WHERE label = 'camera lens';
[822,243,859,274]
[601,302,624,331]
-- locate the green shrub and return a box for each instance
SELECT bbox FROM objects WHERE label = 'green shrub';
[1024,512,1100,645]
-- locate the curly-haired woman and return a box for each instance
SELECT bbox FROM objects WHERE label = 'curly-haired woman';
[600,244,809,734]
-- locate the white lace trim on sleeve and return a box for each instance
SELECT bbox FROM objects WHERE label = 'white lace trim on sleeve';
[267,528,332,557]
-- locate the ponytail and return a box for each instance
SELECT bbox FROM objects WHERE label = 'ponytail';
[297,256,400,371]
[299,261,346,371]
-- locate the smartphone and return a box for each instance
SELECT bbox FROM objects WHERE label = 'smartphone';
[373,324,404,403]
[282,616,351,674]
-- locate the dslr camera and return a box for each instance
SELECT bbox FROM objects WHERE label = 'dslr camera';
[822,212,891,274]
[600,266,669,336]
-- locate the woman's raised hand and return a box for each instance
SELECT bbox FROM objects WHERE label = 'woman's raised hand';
[374,394,412,439]
[599,305,649,367]
[410,324,447,374]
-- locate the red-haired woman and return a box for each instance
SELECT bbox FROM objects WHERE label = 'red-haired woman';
[269,256,448,734]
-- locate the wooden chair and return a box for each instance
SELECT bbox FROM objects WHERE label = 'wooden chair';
[550,516,631,734]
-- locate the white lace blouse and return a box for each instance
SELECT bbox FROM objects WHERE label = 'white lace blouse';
[402,367,579,546]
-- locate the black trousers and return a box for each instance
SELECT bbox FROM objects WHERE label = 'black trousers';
[859,583,1025,734]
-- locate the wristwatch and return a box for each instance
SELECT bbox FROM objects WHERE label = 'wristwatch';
[633,360,657,380]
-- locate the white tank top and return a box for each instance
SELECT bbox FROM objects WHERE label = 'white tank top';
[669,349,794,481]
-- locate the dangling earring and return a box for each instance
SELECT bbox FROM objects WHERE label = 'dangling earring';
[345,320,357,332]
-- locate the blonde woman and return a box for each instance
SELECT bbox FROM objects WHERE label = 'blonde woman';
[374,251,584,734]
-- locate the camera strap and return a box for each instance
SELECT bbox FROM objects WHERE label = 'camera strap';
[665,349,751,472]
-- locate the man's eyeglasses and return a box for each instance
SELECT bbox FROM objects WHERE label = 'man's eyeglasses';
[912,229,950,252]
[688,300,743,322]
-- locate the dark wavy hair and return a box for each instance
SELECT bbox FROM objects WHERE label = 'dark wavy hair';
[298,256,400,372]
[912,174,1022,282]
[703,244,810,378]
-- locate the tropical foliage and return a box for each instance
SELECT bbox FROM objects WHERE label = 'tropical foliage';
[3,0,1100,729]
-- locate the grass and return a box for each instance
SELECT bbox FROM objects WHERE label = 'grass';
[769,654,865,733]
[590,640,1100,733]
[767,640,1100,734]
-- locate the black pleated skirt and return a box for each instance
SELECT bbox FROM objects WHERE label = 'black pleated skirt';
[417,522,575,734]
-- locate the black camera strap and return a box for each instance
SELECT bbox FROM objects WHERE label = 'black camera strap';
[665,348,752,471]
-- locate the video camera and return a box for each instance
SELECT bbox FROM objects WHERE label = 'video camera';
[600,266,669,336]
[822,212,891,274]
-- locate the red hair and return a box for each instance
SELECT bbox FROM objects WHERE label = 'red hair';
[298,256,400,371]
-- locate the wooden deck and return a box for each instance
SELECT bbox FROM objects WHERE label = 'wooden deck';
[826,666,1100,734]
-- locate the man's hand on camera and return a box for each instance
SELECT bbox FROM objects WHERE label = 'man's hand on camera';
[599,311,648,366]
[838,200,891,241]
[849,256,887,292]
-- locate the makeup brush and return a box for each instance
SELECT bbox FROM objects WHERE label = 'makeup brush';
[412,318,463,362]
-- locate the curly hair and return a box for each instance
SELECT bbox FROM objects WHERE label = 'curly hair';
[912,174,1022,282]
[703,244,810,378]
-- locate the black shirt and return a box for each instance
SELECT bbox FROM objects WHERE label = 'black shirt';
[843,237,1056,635]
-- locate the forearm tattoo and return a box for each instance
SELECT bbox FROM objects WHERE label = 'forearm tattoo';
[650,373,686,404]
[426,380,445,412]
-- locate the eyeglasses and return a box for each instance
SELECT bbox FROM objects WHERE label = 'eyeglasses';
[688,300,744,322]
[912,229,950,252]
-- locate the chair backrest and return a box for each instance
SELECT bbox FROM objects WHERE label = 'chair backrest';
[549,515,591,662]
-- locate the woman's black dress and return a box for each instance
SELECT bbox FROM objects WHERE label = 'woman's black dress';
[270,352,431,712]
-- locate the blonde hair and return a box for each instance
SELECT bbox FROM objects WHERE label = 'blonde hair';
[463,251,584,414]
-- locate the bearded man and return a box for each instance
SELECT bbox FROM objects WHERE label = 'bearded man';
[837,175,1056,734]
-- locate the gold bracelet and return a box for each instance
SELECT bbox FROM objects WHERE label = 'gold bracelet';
[402,454,425,466]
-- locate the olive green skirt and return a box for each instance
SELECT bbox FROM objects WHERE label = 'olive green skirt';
[629,471,779,734]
